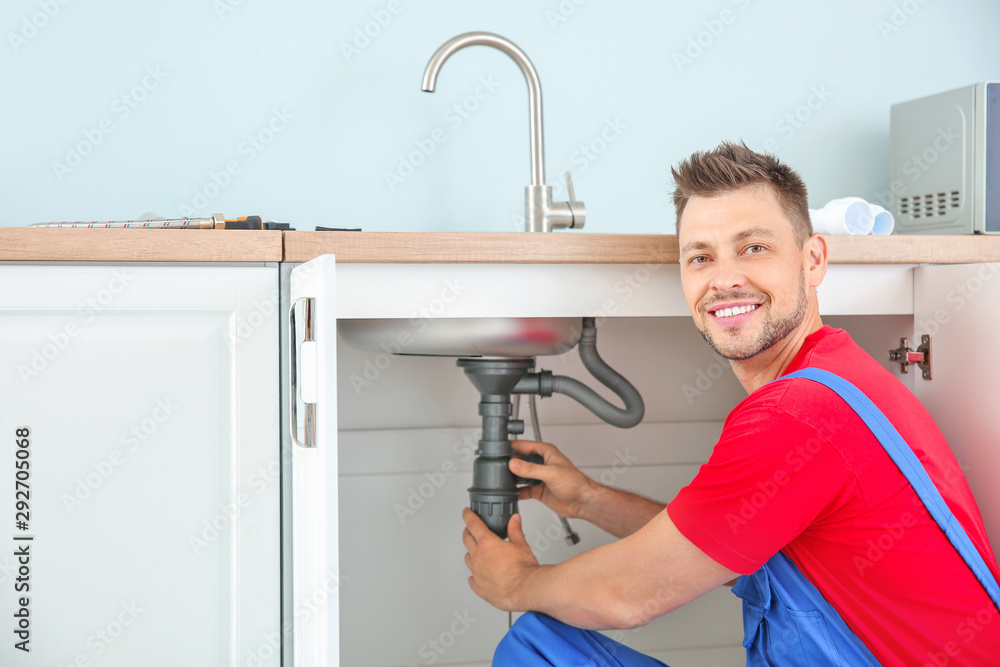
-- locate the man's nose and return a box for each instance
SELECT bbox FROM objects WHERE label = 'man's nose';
[709,256,747,293]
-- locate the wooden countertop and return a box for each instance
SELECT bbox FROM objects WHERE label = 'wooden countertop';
[283,231,1000,264]
[0,228,283,262]
[2,228,1000,264]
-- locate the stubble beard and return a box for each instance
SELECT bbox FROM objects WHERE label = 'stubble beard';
[697,268,809,361]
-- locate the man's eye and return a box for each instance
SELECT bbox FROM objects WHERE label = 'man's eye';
[690,256,709,265]
[746,245,766,254]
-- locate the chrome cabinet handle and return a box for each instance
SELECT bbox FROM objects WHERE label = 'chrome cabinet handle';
[289,297,317,448]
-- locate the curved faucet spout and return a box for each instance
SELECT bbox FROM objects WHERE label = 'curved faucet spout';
[421,32,545,188]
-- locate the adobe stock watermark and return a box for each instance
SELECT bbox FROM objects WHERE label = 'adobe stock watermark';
[60,397,179,514]
[586,263,664,325]
[618,574,686,629]
[51,66,168,181]
[872,125,960,211]
[348,277,469,394]
[178,107,294,217]
[240,570,346,667]
[8,0,73,53]
[923,606,996,667]
[673,0,753,72]
[681,352,728,405]
[853,508,917,577]
[917,264,1000,339]
[854,464,970,578]
[393,429,480,525]
[760,85,834,155]
[527,511,577,556]
[188,453,284,555]
[384,76,501,192]
[526,450,638,555]
[408,610,477,667]
[726,415,843,534]
[593,448,640,487]
[229,289,279,349]
[0,554,14,587]
[58,601,143,666]
[214,0,247,20]
[569,117,628,174]
[340,0,404,63]
[877,0,932,39]
[18,268,134,386]
[544,0,589,31]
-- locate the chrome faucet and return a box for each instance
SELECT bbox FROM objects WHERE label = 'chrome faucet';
[421,32,585,233]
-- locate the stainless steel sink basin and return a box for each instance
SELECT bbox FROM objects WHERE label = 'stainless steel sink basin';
[337,317,582,358]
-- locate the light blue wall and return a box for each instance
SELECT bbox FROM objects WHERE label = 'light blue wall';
[2,0,998,233]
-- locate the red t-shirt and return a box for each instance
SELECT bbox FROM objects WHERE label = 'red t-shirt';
[668,326,1000,665]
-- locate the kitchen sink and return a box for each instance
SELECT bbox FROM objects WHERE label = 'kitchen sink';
[337,317,582,358]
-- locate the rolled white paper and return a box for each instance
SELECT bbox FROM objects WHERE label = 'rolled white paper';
[870,204,895,235]
[809,197,875,236]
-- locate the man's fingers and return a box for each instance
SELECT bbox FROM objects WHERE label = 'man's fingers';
[509,456,540,479]
[462,527,477,553]
[507,514,527,546]
[463,507,495,542]
[510,439,554,459]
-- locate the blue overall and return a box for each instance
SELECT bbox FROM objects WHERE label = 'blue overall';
[493,368,1000,666]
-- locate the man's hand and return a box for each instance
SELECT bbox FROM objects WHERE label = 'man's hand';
[508,440,600,521]
[511,439,666,539]
[462,508,540,611]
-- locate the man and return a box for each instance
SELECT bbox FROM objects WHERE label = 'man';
[461,141,1000,665]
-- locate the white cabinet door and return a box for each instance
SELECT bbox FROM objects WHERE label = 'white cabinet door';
[913,262,1000,563]
[0,263,280,666]
[285,255,340,666]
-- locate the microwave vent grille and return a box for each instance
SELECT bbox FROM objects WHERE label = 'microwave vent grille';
[899,190,961,219]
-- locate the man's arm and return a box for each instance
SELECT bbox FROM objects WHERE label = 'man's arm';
[575,483,667,539]
[462,506,738,630]
[509,440,664,538]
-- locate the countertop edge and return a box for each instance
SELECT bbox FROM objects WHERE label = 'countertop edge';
[2,229,1000,264]
[282,232,1000,265]
[0,229,283,262]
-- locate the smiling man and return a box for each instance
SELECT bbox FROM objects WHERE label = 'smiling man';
[462,141,1000,666]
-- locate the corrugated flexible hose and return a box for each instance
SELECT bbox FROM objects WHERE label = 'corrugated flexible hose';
[545,317,645,428]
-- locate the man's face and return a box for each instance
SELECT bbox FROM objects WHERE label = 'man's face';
[678,186,809,361]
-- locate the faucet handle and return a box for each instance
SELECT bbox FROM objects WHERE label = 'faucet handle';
[563,172,585,230]
[564,171,577,202]
[525,177,585,232]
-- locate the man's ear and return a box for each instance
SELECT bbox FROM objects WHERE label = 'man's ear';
[804,233,828,288]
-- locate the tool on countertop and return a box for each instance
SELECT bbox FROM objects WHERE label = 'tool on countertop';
[27,213,290,230]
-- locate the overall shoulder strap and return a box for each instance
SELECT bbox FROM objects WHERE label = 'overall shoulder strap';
[781,367,1000,612]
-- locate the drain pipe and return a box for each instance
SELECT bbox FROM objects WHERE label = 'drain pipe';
[513,318,644,428]
[458,317,643,540]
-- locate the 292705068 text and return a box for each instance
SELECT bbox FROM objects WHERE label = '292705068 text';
[13,426,33,653]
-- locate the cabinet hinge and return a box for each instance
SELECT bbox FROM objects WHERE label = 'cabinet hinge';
[888,335,932,380]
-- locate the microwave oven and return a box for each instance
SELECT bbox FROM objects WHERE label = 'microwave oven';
[889,81,999,234]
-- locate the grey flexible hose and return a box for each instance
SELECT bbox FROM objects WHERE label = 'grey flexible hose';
[549,375,643,428]
[558,317,644,428]
[513,318,644,428]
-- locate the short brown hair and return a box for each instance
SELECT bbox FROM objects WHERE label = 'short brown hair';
[671,141,812,246]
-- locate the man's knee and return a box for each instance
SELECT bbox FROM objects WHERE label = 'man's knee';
[495,612,565,664]
[498,611,550,647]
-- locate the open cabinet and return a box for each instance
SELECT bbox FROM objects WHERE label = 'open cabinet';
[913,263,1000,555]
